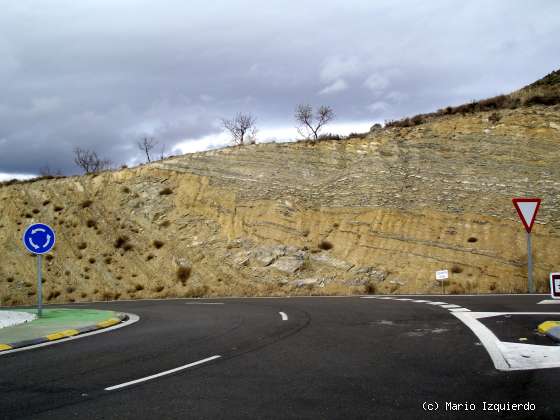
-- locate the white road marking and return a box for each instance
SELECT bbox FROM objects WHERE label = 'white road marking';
[279,312,288,321]
[0,313,140,356]
[105,355,221,391]
[452,312,508,370]
[360,293,547,298]
[185,303,224,305]
[395,298,413,301]
[363,294,560,370]
[453,311,560,371]
[538,300,560,304]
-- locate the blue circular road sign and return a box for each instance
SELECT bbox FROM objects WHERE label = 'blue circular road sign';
[22,223,56,254]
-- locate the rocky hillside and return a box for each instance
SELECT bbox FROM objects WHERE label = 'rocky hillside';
[1,77,560,306]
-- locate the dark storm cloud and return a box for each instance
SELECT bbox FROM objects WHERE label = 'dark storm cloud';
[0,0,558,175]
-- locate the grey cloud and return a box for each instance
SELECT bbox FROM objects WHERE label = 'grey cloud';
[0,0,558,175]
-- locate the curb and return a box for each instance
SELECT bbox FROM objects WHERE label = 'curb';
[537,320,560,342]
[0,313,127,352]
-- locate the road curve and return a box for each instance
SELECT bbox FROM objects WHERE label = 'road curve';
[1,295,558,419]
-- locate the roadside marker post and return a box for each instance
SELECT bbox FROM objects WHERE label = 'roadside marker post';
[436,270,448,294]
[22,223,56,317]
[550,273,560,300]
[512,198,541,294]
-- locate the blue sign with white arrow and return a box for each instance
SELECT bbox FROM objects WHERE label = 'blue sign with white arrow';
[22,223,56,254]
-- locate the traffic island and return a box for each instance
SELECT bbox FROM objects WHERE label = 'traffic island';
[537,321,560,343]
[0,308,127,352]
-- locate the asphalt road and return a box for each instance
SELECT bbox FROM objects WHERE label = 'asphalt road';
[1,295,560,419]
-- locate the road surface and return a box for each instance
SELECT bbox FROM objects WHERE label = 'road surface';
[1,295,559,419]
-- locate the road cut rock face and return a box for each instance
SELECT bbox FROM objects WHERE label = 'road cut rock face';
[1,105,559,305]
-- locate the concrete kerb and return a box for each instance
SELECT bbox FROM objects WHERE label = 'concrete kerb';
[0,313,128,352]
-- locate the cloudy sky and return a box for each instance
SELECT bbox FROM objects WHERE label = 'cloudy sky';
[0,1,558,178]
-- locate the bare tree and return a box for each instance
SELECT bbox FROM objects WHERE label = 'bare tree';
[39,165,63,176]
[73,148,111,173]
[137,137,158,163]
[295,104,335,141]
[222,113,257,145]
[159,143,167,160]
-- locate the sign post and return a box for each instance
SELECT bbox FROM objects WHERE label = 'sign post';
[512,198,541,294]
[22,223,56,317]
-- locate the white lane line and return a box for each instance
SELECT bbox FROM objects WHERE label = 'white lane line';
[185,302,224,305]
[442,304,461,309]
[412,300,429,303]
[395,298,413,301]
[538,300,560,305]
[427,302,448,305]
[105,355,221,391]
[449,308,471,312]
[279,312,288,321]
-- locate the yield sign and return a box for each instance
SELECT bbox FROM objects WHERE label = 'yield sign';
[512,198,541,233]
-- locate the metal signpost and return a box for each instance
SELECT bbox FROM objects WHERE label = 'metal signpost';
[512,198,541,294]
[22,223,56,317]
[436,269,448,294]
[550,273,560,300]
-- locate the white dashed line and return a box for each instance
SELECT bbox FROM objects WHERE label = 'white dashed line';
[105,355,222,391]
[538,300,560,305]
[279,312,288,321]
[185,303,224,305]
[363,296,473,314]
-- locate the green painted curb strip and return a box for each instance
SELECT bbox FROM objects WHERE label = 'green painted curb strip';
[0,313,127,352]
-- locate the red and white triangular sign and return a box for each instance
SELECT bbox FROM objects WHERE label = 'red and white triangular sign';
[512,198,541,233]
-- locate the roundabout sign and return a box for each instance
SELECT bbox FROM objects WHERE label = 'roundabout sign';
[22,223,56,316]
[23,223,56,254]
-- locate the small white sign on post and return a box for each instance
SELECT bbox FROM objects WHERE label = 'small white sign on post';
[436,270,448,295]
[550,273,560,300]
[435,270,449,281]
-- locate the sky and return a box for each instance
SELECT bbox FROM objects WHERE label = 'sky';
[0,1,558,178]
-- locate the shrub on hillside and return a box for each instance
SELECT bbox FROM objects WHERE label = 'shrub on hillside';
[176,266,191,283]
[114,235,130,249]
[318,240,333,250]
